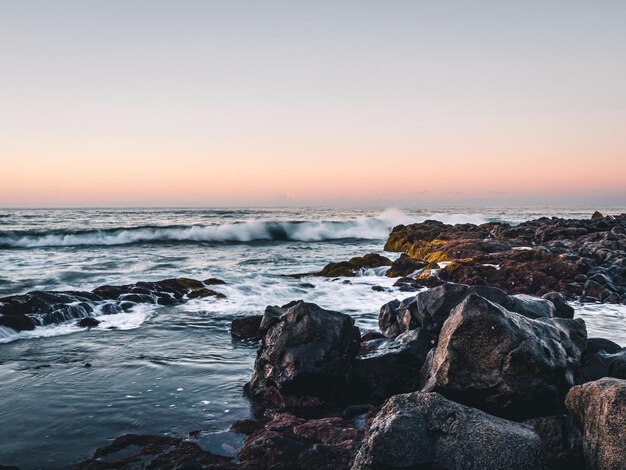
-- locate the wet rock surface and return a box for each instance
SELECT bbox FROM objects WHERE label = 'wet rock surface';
[384,214,626,303]
[0,277,226,332]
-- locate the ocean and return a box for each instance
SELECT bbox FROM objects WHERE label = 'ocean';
[1,207,625,469]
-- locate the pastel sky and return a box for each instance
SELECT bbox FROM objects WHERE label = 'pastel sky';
[1,1,625,207]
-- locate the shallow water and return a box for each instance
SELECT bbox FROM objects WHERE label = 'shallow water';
[0,207,624,469]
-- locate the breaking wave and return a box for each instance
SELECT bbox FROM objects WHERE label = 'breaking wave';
[0,209,490,249]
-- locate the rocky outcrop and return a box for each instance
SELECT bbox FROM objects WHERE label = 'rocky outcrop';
[423,294,587,419]
[379,282,556,340]
[384,253,427,277]
[352,391,544,470]
[351,328,431,402]
[0,277,225,332]
[383,214,626,303]
[247,301,361,403]
[566,378,626,470]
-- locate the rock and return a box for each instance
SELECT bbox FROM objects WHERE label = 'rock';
[360,331,385,342]
[231,315,263,340]
[586,337,623,355]
[591,211,605,221]
[248,301,360,403]
[580,349,626,382]
[379,283,556,340]
[543,291,575,318]
[0,277,222,332]
[77,317,100,328]
[424,294,587,419]
[352,391,544,470]
[319,254,392,277]
[230,419,264,435]
[566,378,626,470]
[203,278,226,285]
[385,254,427,278]
[351,329,431,402]
[77,434,235,470]
[523,415,584,469]
[370,286,385,292]
[383,216,626,302]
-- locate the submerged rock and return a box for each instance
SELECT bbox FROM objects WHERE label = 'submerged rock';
[566,378,626,470]
[424,294,587,419]
[247,301,360,403]
[352,391,544,470]
[77,317,100,328]
[318,254,392,277]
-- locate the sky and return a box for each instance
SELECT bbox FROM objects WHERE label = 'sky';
[1,1,625,207]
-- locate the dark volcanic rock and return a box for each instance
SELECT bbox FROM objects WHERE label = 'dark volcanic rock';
[352,391,544,470]
[383,215,626,302]
[379,283,556,340]
[384,253,427,278]
[77,317,100,328]
[318,254,392,277]
[231,315,263,340]
[424,294,587,419]
[248,301,360,403]
[566,378,626,470]
[580,349,626,382]
[524,415,584,469]
[351,329,431,402]
[0,277,224,332]
[542,291,575,318]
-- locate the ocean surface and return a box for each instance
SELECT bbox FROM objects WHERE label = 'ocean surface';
[1,207,625,469]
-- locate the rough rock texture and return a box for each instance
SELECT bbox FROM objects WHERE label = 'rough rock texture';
[248,301,361,403]
[424,294,587,419]
[383,214,626,303]
[542,291,575,319]
[231,315,263,340]
[524,415,584,469]
[352,391,544,470]
[384,253,427,278]
[351,328,431,402]
[379,282,556,340]
[566,378,626,470]
[317,254,392,277]
[0,277,225,332]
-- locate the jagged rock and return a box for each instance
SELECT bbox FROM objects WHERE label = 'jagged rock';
[231,315,263,340]
[379,283,555,340]
[247,301,360,403]
[543,291,575,318]
[424,294,587,419]
[351,329,431,402]
[384,254,427,278]
[566,378,626,470]
[524,415,584,469]
[318,254,392,277]
[352,391,544,470]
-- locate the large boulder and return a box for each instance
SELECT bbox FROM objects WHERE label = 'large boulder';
[566,378,626,470]
[318,254,392,277]
[352,391,544,470]
[379,283,556,340]
[351,328,431,402]
[424,294,587,419]
[247,301,361,402]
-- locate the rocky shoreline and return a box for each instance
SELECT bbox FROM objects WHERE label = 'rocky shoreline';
[2,213,625,469]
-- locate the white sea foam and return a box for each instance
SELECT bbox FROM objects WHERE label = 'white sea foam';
[0,209,492,248]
